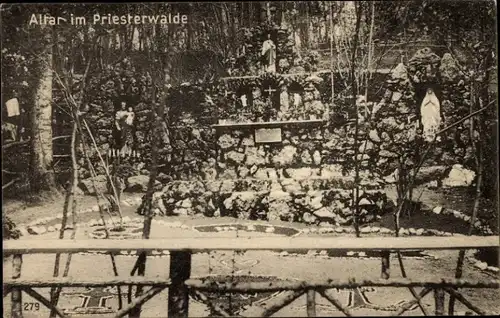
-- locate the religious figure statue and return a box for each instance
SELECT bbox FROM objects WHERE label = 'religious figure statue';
[114,101,136,157]
[420,88,441,142]
[279,85,289,120]
[261,34,276,73]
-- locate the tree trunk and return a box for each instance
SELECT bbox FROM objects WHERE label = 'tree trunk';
[30,25,56,192]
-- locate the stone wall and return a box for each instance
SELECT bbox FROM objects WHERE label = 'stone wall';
[78,47,479,227]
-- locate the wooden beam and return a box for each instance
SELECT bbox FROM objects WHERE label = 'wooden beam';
[212,119,326,130]
[190,290,234,317]
[306,289,316,317]
[252,290,305,317]
[4,236,498,255]
[185,278,499,292]
[381,251,391,280]
[11,254,23,318]
[444,287,488,316]
[434,288,445,315]
[317,288,353,317]
[4,277,171,288]
[21,287,68,318]
[168,251,191,318]
[3,286,12,298]
[394,287,432,316]
[113,286,166,318]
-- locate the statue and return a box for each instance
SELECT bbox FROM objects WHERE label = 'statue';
[114,101,136,157]
[420,88,441,142]
[261,34,276,73]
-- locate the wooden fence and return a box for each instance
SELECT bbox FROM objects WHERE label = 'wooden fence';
[3,236,499,317]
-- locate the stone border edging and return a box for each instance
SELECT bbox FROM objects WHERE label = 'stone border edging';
[13,194,499,274]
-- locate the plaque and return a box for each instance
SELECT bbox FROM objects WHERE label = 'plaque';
[255,128,282,143]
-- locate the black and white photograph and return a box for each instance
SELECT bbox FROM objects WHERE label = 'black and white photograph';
[2,1,498,317]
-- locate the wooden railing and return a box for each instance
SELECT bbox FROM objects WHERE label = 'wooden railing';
[3,236,499,317]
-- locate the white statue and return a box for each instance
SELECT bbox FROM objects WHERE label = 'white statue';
[293,93,302,107]
[279,86,289,112]
[240,94,248,107]
[261,34,276,73]
[420,88,441,142]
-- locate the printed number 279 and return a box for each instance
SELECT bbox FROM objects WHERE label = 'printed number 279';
[24,302,40,311]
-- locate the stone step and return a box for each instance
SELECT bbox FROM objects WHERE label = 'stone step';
[160,175,382,197]
[217,162,377,179]
[153,187,391,226]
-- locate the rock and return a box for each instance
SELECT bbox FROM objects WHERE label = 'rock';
[487,266,499,273]
[28,226,46,235]
[416,228,425,236]
[241,137,254,146]
[360,227,371,234]
[245,147,266,166]
[390,63,408,82]
[368,129,381,143]
[218,134,237,149]
[310,195,324,210]
[237,166,250,178]
[320,165,343,179]
[301,150,312,164]
[281,179,302,192]
[303,212,317,224]
[312,150,322,165]
[286,168,313,179]
[273,145,297,165]
[180,199,192,209]
[371,226,380,233]
[280,251,289,257]
[127,175,161,192]
[439,53,460,82]
[246,225,256,231]
[358,198,373,205]
[313,207,335,219]
[254,169,268,179]
[391,91,403,102]
[408,228,417,235]
[442,164,476,188]
[265,227,275,233]
[424,180,439,189]
[359,140,374,152]
[79,175,108,195]
[380,228,392,234]
[474,261,488,270]
[334,227,344,233]
[47,226,55,232]
[433,206,444,214]
[226,151,245,164]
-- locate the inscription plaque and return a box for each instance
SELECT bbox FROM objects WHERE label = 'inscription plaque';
[255,128,282,143]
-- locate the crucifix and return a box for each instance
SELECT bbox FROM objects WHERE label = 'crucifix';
[265,86,278,110]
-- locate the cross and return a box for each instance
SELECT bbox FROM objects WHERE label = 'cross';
[265,86,277,96]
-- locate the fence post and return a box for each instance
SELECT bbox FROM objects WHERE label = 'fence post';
[11,254,23,318]
[306,289,316,317]
[168,251,192,318]
[381,251,390,279]
[434,288,445,315]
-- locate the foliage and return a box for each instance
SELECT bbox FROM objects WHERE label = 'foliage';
[2,211,21,240]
